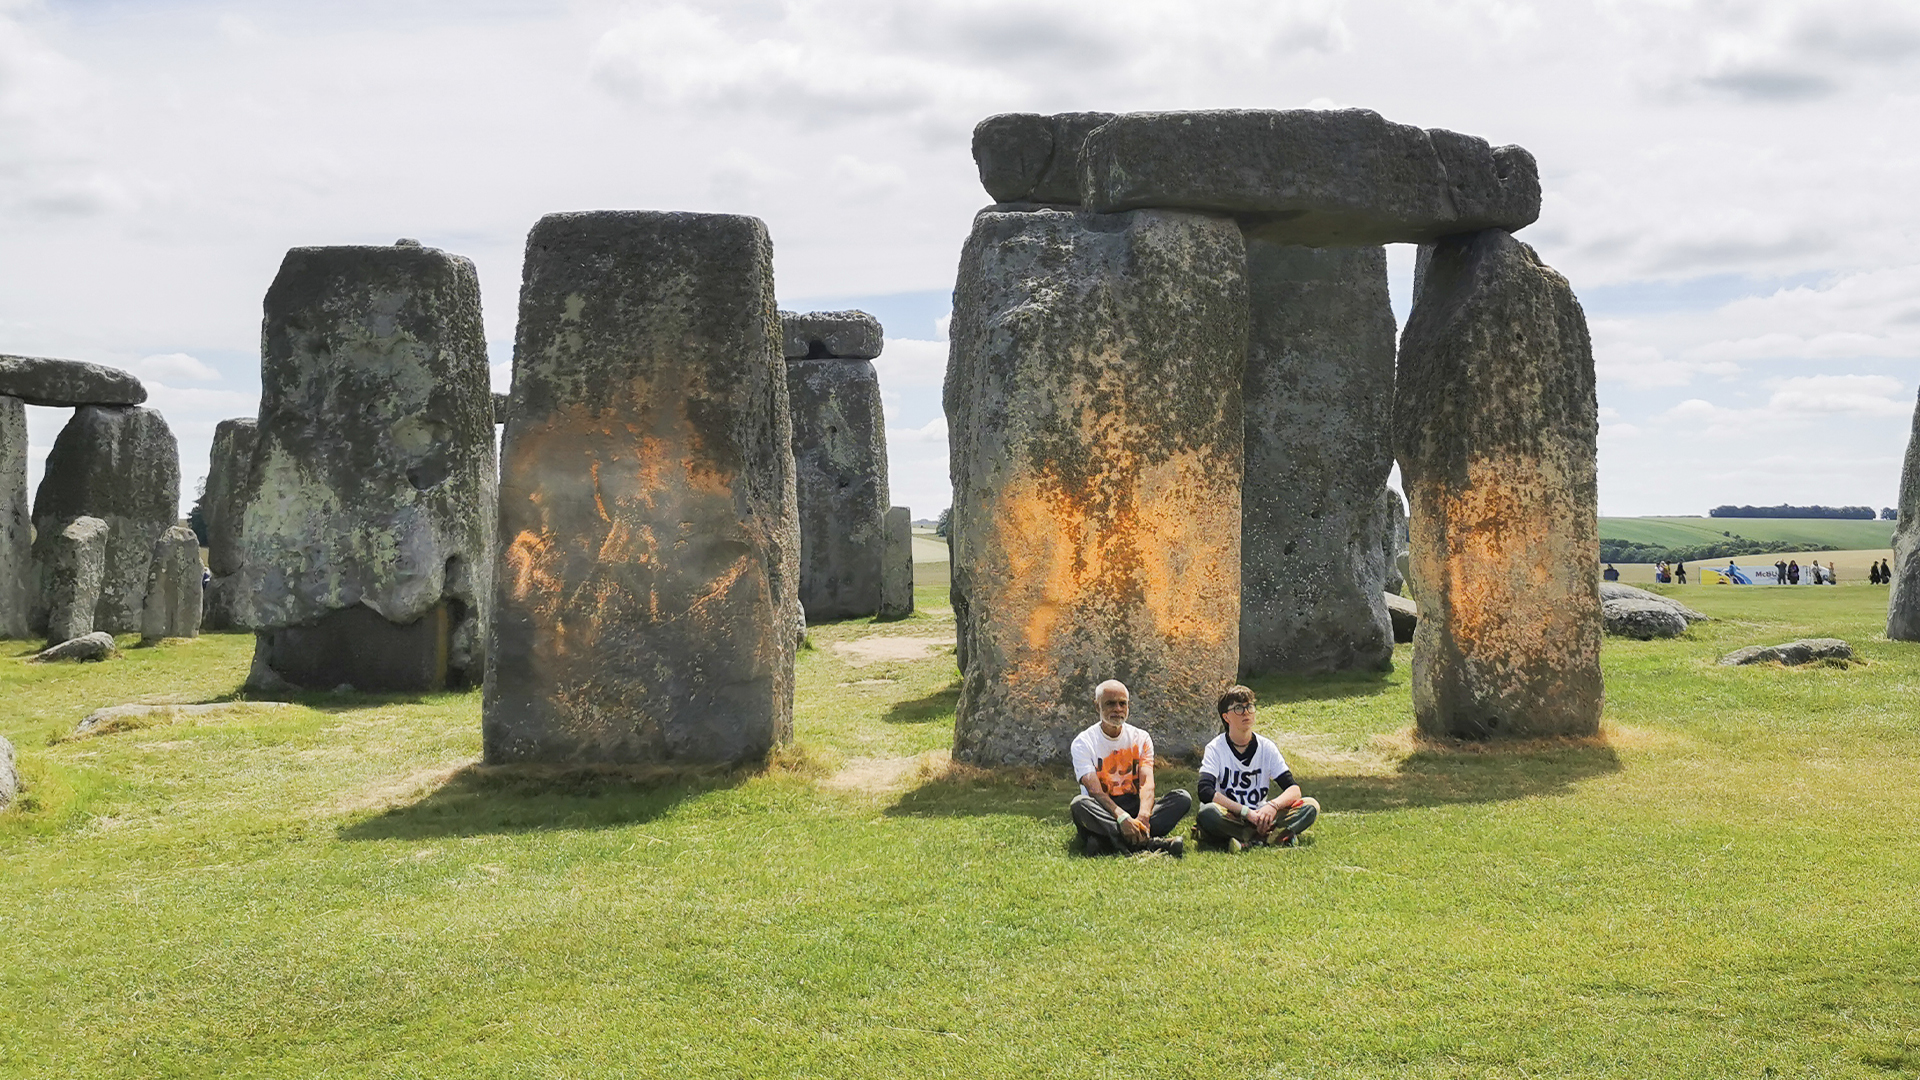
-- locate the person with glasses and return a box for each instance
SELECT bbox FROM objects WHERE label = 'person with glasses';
[1194,685,1319,851]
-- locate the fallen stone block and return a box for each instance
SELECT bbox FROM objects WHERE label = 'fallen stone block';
[0,353,146,408]
[1719,639,1853,666]
[1384,591,1417,644]
[35,631,117,662]
[1080,109,1540,247]
[73,700,297,738]
[1602,597,1688,640]
[1599,581,1708,623]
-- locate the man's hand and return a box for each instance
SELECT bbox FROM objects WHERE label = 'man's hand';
[1119,815,1149,844]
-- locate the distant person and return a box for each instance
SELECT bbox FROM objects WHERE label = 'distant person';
[1787,560,1801,585]
[1882,558,1893,584]
[1871,561,1884,585]
[1195,686,1319,851]
[1809,561,1826,585]
[1603,564,1620,582]
[1675,562,1687,585]
[1775,559,1788,584]
[1828,562,1839,584]
[1655,561,1670,584]
[1070,680,1189,857]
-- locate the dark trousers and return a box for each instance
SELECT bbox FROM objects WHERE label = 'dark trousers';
[1071,789,1192,848]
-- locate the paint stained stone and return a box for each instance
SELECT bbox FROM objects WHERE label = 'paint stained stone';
[784,310,890,621]
[30,406,179,635]
[1238,241,1397,678]
[946,206,1247,767]
[231,242,496,691]
[0,396,28,639]
[1394,228,1602,739]
[201,417,256,631]
[485,210,799,767]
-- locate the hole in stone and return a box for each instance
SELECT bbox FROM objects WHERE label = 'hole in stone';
[407,458,452,490]
[806,339,832,359]
[1283,541,1297,556]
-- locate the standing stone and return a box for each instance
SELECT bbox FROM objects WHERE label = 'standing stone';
[141,525,203,641]
[201,418,257,631]
[1888,385,1920,640]
[1238,242,1397,678]
[784,309,890,620]
[880,506,914,620]
[43,516,108,644]
[0,396,27,638]
[231,242,496,692]
[30,406,179,635]
[1378,485,1409,595]
[1394,228,1602,739]
[946,206,1247,767]
[486,210,798,767]
[0,733,16,811]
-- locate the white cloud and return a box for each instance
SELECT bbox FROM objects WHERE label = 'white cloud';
[873,337,948,392]
[133,352,221,383]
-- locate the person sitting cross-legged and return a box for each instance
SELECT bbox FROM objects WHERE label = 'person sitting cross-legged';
[1195,685,1319,851]
[1069,679,1191,857]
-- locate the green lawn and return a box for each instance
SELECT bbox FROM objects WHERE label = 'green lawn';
[3,583,1918,1078]
[1599,515,1895,550]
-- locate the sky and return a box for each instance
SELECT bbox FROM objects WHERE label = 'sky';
[3,0,1918,519]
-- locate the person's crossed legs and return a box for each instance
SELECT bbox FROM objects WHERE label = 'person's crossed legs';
[1071,789,1193,855]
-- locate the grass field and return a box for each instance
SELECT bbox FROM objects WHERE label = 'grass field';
[4,583,1919,1077]
[1598,516,1895,550]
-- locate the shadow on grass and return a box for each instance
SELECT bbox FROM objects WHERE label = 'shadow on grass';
[884,679,959,724]
[338,763,746,840]
[1243,667,1397,704]
[884,736,1621,822]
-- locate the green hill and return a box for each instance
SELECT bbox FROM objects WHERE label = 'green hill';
[1599,516,1894,551]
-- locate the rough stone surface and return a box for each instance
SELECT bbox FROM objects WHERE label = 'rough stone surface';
[786,317,889,620]
[972,112,1116,204]
[42,516,108,643]
[232,242,496,691]
[1384,591,1418,643]
[141,525,203,641]
[946,206,1247,767]
[1394,228,1602,739]
[0,354,146,408]
[1889,385,1920,640]
[0,733,15,811]
[1239,242,1396,678]
[201,418,257,630]
[486,210,798,767]
[1719,638,1853,666]
[1080,109,1540,247]
[0,396,28,638]
[35,630,117,662]
[1599,581,1708,623]
[781,309,885,361]
[492,391,509,424]
[74,700,296,738]
[1378,486,1409,595]
[1602,597,1688,639]
[880,506,914,620]
[30,406,179,635]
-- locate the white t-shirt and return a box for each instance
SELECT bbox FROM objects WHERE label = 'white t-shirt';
[1199,732,1288,809]
[1070,722,1154,798]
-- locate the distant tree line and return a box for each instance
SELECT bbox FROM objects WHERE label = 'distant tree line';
[1600,537,1786,565]
[1708,504,1878,520]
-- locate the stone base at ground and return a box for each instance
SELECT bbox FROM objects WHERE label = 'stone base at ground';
[1719,639,1853,666]
[252,604,456,692]
[946,205,1246,766]
[1602,597,1687,639]
[35,631,117,662]
[1395,228,1602,739]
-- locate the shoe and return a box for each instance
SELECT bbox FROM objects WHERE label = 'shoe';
[1273,831,1295,848]
[1142,836,1184,858]
[1227,837,1244,854]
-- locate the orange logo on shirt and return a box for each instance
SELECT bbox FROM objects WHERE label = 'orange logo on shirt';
[1096,744,1147,797]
